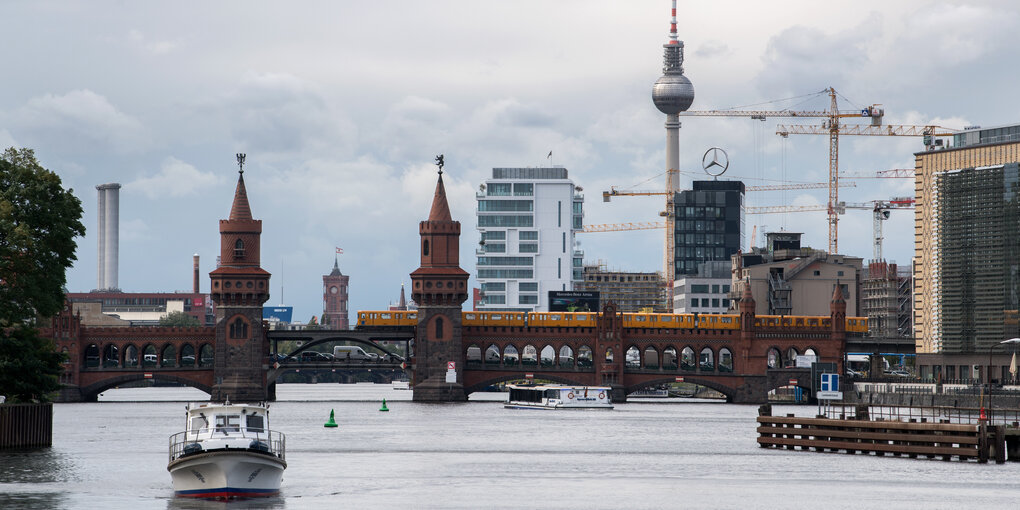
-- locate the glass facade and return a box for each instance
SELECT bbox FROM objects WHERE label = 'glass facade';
[673,181,745,276]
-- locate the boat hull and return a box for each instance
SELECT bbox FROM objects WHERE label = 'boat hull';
[168,450,286,498]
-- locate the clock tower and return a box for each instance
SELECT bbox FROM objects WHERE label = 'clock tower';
[322,255,350,329]
[209,154,271,402]
[410,155,469,401]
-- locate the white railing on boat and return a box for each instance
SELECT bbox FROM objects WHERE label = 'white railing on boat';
[168,429,286,463]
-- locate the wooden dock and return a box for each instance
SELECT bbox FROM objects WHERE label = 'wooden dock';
[756,404,1008,463]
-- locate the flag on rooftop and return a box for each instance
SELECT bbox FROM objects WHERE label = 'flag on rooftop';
[336,247,343,254]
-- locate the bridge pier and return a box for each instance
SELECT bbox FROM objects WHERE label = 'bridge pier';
[610,384,627,404]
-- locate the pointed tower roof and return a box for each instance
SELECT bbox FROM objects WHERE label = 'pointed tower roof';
[329,255,342,276]
[229,171,253,221]
[398,283,407,309]
[832,281,846,303]
[741,278,754,302]
[428,173,452,222]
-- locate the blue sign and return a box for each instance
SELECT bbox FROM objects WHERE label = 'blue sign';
[820,373,839,392]
[263,306,293,323]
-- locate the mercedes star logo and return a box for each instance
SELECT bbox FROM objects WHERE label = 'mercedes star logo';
[701,147,729,177]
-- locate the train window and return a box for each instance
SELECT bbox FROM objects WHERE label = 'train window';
[465,314,476,320]
[661,316,673,322]
[381,313,392,320]
[720,317,731,323]
[550,315,561,321]
[409,313,417,320]
[492,314,502,320]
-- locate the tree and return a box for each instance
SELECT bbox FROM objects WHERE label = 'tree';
[0,148,85,324]
[0,147,84,402]
[159,311,201,327]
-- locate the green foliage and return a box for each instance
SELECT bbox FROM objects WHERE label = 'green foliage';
[0,147,85,325]
[159,311,201,327]
[0,326,65,402]
[0,147,84,402]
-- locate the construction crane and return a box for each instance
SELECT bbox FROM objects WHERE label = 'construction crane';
[602,180,856,201]
[679,87,952,254]
[744,197,915,260]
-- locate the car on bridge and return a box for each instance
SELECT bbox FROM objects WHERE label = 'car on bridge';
[299,351,333,362]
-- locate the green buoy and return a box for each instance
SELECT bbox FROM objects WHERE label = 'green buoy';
[324,409,338,427]
[379,399,389,412]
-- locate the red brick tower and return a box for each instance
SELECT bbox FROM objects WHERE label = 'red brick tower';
[322,255,350,329]
[209,154,271,402]
[410,156,469,401]
[830,282,847,372]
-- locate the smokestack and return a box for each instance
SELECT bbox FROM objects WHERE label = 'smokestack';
[193,254,200,293]
[96,183,121,291]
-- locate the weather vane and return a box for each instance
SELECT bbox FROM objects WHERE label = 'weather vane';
[236,153,246,174]
[435,154,444,175]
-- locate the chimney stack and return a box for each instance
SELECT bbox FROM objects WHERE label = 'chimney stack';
[193,254,200,293]
[96,183,121,291]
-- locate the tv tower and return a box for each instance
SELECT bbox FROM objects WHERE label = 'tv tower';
[652,0,694,303]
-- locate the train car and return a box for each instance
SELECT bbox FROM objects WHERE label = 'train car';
[621,313,696,329]
[845,317,868,333]
[696,314,740,330]
[356,310,417,328]
[462,311,527,327]
[527,312,597,328]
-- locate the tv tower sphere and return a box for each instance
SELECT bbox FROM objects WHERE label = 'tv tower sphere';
[653,71,695,115]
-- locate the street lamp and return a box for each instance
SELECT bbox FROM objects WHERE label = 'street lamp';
[983,338,1020,423]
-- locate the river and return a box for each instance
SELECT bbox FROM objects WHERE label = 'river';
[1,383,1019,509]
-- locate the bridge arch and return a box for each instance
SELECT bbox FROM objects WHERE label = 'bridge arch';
[465,373,591,395]
[79,373,213,402]
[123,344,139,367]
[624,376,737,402]
[199,344,214,366]
[161,344,176,367]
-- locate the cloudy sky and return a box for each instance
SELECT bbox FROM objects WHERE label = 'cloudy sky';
[3,1,1015,322]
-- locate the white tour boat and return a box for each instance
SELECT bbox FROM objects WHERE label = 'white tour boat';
[505,384,614,409]
[167,401,286,499]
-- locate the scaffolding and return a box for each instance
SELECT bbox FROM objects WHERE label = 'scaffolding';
[577,261,667,312]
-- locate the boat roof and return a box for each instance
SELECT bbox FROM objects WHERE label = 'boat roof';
[186,402,269,415]
[507,384,611,391]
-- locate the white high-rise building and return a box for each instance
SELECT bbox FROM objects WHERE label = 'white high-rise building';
[475,167,584,312]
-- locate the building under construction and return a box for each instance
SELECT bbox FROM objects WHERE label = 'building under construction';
[914,124,1020,382]
[861,262,911,340]
[577,262,666,312]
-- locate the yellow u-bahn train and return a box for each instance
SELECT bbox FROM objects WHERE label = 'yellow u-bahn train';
[356,310,868,332]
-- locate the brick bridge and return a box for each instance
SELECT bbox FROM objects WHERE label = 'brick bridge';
[41,161,853,404]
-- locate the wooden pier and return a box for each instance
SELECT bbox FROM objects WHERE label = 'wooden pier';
[0,403,52,449]
[756,404,1010,463]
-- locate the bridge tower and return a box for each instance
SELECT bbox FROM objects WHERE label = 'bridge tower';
[209,154,272,402]
[830,283,847,372]
[739,281,756,369]
[410,157,470,401]
[596,302,627,402]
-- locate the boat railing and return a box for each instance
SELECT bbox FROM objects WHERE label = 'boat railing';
[168,429,286,463]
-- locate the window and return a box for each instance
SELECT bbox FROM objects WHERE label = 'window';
[483,295,506,304]
[189,416,208,435]
[423,240,430,256]
[519,231,538,240]
[246,414,265,432]
[573,257,582,267]
[487,183,511,196]
[478,200,533,212]
[722,285,730,293]
[562,232,566,253]
[519,295,538,304]
[478,215,533,227]
[519,243,538,253]
[229,318,248,339]
[481,282,506,292]
[234,239,244,258]
[435,317,444,338]
[558,258,562,279]
[691,284,709,293]
[513,183,533,196]
[519,282,538,292]
[712,299,720,307]
[477,256,533,266]
[478,269,534,279]
[573,216,583,229]
[573,201,583,214]
[690,298,699,308]
[483,243,506,253]
[813,270,820,276]
[837,271,844,277]
[215,415,240,433]
[722,298,730,308]
[558,201,562,227]
[712,284,719,293]
[482,231,506,241]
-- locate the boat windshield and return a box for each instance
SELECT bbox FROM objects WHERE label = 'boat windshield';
[215,415,241,434]
[189,415,208,436]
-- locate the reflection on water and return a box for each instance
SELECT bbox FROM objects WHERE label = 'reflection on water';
[0,448,80,484]
[0,492,68,510]
[166,495,286,510]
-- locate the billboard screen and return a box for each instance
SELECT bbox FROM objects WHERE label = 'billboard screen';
[263,306,293,323]
[548,291,600,312]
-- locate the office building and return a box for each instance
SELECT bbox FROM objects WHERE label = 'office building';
[673,260,732,314]
[476,167,583,312]
[914,124,1020,381]
[674,180,745,277]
